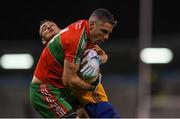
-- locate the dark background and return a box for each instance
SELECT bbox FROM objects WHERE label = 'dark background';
[0,0,180,117]
[2,0,180,38]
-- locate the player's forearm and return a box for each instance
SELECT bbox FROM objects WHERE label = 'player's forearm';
[62,60,93,90]
[70,75,93,90]
[93,45,108,64]
[63,73,93,90]
[99,53,108,64]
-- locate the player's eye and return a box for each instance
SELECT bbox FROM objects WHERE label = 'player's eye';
[100,29,109,35]
[49,23,55,27]
[42,25,47,32]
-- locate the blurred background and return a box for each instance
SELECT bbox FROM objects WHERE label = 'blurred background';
[0,0,180,118]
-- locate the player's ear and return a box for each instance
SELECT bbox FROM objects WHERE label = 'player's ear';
[89,21,95,30]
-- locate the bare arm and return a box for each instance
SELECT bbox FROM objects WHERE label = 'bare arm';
[62,59,93,90]
[93,45,108,64]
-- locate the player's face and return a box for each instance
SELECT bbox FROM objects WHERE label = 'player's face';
[90,21,113,44]
[39,21,60,44]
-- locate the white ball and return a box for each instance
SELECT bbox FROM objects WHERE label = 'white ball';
[78,57,99,84]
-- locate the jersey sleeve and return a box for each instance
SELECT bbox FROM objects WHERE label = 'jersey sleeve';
[60,21,88,64]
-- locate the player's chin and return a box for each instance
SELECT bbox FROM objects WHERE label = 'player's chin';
[46,33,56,41]
[49,32,57,38]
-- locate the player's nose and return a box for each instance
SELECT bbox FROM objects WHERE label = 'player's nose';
[47,25,51,29]
[104,34,109,41]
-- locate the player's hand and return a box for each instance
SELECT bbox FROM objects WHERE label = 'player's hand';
[93,45,108,64]
[81,49,99,65]
[80,56,100,79]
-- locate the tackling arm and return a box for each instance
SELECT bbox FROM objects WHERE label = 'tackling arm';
[93,45,108,64]
[62,59,94,90]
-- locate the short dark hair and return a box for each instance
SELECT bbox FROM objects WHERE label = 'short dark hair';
[90,8,117,27]
[39,19,56,38]
[40,19,49,27]
[39,19,49,37]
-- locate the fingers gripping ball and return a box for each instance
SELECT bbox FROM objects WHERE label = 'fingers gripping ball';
[81,49,99,65]
[78,49,100,84]
[80,57,100,83]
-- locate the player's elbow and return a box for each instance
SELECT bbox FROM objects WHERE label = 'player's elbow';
[100,54,108,64]
[104,54,108,63]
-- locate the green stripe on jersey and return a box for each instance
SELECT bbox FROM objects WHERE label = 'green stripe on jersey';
[74,28,88,64]
[48,33,64,65]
